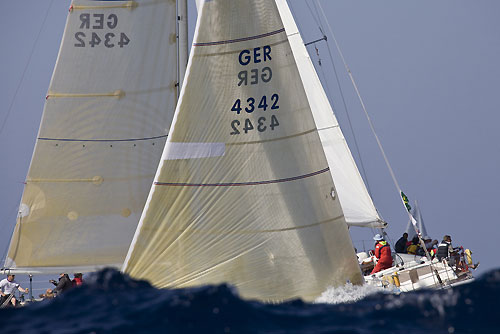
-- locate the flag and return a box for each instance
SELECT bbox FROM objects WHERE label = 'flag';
[401,191,412,212]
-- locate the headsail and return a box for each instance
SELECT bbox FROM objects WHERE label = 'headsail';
[123,0,363,302]
[276,1,383,229]
[4,0,178,273]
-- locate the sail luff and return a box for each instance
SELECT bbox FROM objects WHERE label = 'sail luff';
[122,0,207,275]
[275,0,384,229]
[3,4,73,271]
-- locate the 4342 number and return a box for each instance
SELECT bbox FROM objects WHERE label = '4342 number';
[230,115,279,135]
[231,94,279,114]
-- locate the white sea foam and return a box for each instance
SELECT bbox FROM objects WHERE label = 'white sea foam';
[314,282,387,304]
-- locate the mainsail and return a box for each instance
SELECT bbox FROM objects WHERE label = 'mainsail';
[4,0,178,273]
[123,0,363,302]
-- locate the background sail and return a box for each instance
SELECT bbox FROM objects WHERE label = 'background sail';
[123,0,363,302]
[4,0,178,273]
[275,1,383,229]
[406,200,429,239]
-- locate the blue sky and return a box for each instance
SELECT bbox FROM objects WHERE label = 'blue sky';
[0,0,498,279]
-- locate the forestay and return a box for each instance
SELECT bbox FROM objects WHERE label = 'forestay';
[4,0,178,273]
[123,0,363,302]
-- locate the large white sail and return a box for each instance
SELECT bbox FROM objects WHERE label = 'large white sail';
[4,0,178,273]
[276,1,383,228]
[123,0,363,302]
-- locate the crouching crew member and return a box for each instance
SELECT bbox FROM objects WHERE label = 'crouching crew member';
[371,234,393,274]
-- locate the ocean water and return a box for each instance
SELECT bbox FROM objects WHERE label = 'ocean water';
[0,268,497,334]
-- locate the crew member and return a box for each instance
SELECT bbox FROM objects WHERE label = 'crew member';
[394,232,408,253]
[437,235,460,267]
[72,273,83,287]
[437,235,454,260]
[50,273,72,295]
[371,234,393,274]
[407,235,422,255]
[0,274,29,307]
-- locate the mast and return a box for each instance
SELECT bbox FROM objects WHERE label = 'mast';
[177,0,188,95]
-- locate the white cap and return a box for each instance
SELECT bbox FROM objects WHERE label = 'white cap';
[373,234,384,241]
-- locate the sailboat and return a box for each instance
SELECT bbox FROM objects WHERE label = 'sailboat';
[1,0,473,302]
[405,200,428,240]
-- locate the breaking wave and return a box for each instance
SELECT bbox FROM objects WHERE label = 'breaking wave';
[0,268,498,334]
[315,281,386,304]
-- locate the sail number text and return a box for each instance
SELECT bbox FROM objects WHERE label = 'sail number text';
[231,45,279,135]
[74,13,130,48]
[230,94,279,135]
[238,46,272,86]
[230,116,280,135]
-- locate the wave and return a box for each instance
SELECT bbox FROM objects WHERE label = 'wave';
[0,268,498,334]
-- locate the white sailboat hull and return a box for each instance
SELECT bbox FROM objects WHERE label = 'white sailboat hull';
[363,256,474,292]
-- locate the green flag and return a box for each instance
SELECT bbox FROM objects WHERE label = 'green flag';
[401,191,412,212]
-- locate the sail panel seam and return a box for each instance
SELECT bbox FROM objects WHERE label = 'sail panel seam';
[193,40,288,58]
[154,167,330,187]
[317,124,340,131]
[173,215,344,235]
[193,28,285,46]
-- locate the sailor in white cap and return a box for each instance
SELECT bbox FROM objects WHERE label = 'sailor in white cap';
[371,233,393,274]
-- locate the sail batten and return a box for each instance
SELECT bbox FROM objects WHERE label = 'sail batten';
[37,134,168,142]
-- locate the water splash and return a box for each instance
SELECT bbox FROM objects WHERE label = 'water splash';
[0,268,497,334]
[315,281,386,304]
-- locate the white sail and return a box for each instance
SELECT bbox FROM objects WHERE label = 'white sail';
[275,1,383,229]
[4,0,178,273]
[123,0,363,302]
[406,200,429,239]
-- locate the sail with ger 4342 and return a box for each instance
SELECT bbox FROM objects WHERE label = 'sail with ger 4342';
[4,0,180,274]
[122,0,376,302]
[5,0,381,303]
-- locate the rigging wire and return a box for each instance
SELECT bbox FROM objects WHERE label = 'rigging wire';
[309,0,374,200]
[0,194,23,265]
[298,0,380,240]
[0,0,55,136]
[314,0,404,204]
[295,0,374,200]
[304,0,322,28]
[313,1,430,259]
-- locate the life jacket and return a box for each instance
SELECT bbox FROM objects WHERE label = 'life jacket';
[72,277,83,287]
[374,241,392,264]
[407,244,419,255]
[437,240,450,260]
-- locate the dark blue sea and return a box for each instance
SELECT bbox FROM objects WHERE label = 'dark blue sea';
[0,268,497,334]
